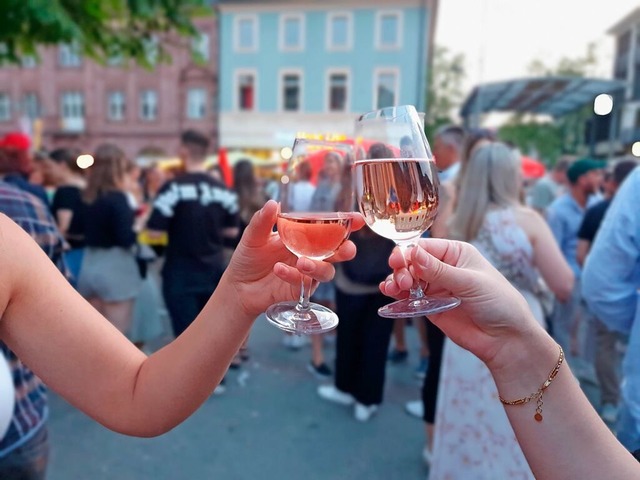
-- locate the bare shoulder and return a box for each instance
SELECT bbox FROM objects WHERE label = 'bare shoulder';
[512,205,547,238]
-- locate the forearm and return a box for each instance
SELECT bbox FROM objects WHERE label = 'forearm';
[122,275,255,436]
[490,328,639,479]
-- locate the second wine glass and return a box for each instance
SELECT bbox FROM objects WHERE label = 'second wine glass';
[265,138,354,334]
[354,105,461,318]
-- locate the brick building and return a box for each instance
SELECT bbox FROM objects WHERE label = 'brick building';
[0,16,218,160]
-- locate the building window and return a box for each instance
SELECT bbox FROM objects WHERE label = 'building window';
[21,56,37,68]
[139,90,158,121]
[58,43,82,67]
[280,14,303,51]
[376,11,402,49]
[108,91,126,121]
[22,93,40,120]
[0,93,11,121]
[328,72,348,112]
[235,15,258,52]
[374,70,398,109]
[282,73,301,111]
[191,32,210,61]
[61,92,85,119]
[187,88,207,119]
[327,13,352,50]
[236,72,255,111]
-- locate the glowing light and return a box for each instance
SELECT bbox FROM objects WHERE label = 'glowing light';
[76,154,94,169]
[632,142,640,158]
[593,94,613,116]
[281,175,290,185]
[280,147,293,160]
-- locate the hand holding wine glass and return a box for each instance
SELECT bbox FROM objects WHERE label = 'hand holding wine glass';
[266,139,355,334]
[354,105,460,317]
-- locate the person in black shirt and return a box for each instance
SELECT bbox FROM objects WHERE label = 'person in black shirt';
[46,147,87,286]
[146,130,240,337]
[577,159,638,424]
[77,144,141,335]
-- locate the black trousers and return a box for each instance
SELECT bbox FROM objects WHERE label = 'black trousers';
[334,290,394,406]
[422,317,445,423]
[163,280,218,337]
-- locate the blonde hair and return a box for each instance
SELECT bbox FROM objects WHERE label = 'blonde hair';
[449,142,521,241]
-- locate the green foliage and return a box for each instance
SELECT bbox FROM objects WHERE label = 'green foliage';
[499,44,600,164]
[425,45,466,140]
[499,120,564,164]
[0,0,212,67]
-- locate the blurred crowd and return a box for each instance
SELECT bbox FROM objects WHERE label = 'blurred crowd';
[0,124,638,478]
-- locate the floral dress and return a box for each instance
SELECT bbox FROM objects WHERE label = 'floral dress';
[429,208,542,480]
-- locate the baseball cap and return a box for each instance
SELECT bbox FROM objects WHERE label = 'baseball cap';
[566,158,605,184]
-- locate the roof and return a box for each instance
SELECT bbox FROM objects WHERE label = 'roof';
[459,76,626,119]
[608,7,640,36]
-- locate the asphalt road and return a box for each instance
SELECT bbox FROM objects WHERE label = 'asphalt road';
[47,315,428,480]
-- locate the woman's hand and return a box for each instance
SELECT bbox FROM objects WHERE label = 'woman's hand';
[380,239,543,368]
[223,200,363,318]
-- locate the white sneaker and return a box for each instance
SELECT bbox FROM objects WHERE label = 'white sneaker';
[354,403,378,422]
[422,446,432,466]
[317,385,354,406]
[600,403,618,424]
[405,400,424,419]
[212,384,226,396]
[283,334,308,350]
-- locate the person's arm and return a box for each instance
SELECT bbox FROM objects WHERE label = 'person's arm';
[582,171,640,334]
[380,239,640,479]
[515,207,574,301]
[111,192,137,248]
[0,201,361,437]
[576,239,590,267]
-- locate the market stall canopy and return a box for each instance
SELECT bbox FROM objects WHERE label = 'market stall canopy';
[460,77,626,119]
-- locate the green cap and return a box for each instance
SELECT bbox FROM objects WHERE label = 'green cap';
[566,158,605,184]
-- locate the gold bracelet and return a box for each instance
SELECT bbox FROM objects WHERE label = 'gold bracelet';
[498,345,564,422]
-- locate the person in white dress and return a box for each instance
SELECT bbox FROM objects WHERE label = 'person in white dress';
[429,142,574,479]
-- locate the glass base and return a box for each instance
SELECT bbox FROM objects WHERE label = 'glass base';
[265,301,339,334]
[378,296,461,319]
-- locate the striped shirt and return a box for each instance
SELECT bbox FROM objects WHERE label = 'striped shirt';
[0,181,67,456]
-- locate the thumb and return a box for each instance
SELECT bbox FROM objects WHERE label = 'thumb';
[240,200,278,248]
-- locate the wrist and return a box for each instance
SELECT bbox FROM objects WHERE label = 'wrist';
[487,327,560,402]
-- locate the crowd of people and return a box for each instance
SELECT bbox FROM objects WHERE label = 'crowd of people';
[0,122,639,479]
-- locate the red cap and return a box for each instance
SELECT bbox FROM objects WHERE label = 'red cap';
[0,132,31,151]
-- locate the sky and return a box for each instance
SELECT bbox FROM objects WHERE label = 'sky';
[435,0,635,123]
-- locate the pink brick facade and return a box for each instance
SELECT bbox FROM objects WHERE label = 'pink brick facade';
[0,17,218,160]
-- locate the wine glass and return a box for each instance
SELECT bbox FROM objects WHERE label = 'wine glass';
[265,138,354,334]
[353,105,461,318]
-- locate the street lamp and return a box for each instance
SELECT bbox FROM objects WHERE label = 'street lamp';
[593,94,613,116]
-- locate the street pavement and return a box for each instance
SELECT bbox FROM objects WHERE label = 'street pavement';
[46,314,602,480]
[47,315,428,480]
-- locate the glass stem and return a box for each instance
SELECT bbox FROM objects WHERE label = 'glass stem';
[296,275,312,312]
[397,241,424,300]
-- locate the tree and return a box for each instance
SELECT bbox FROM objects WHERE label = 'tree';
[425,45,466,140]
[498,43,600,164]
[0,0,211,67]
